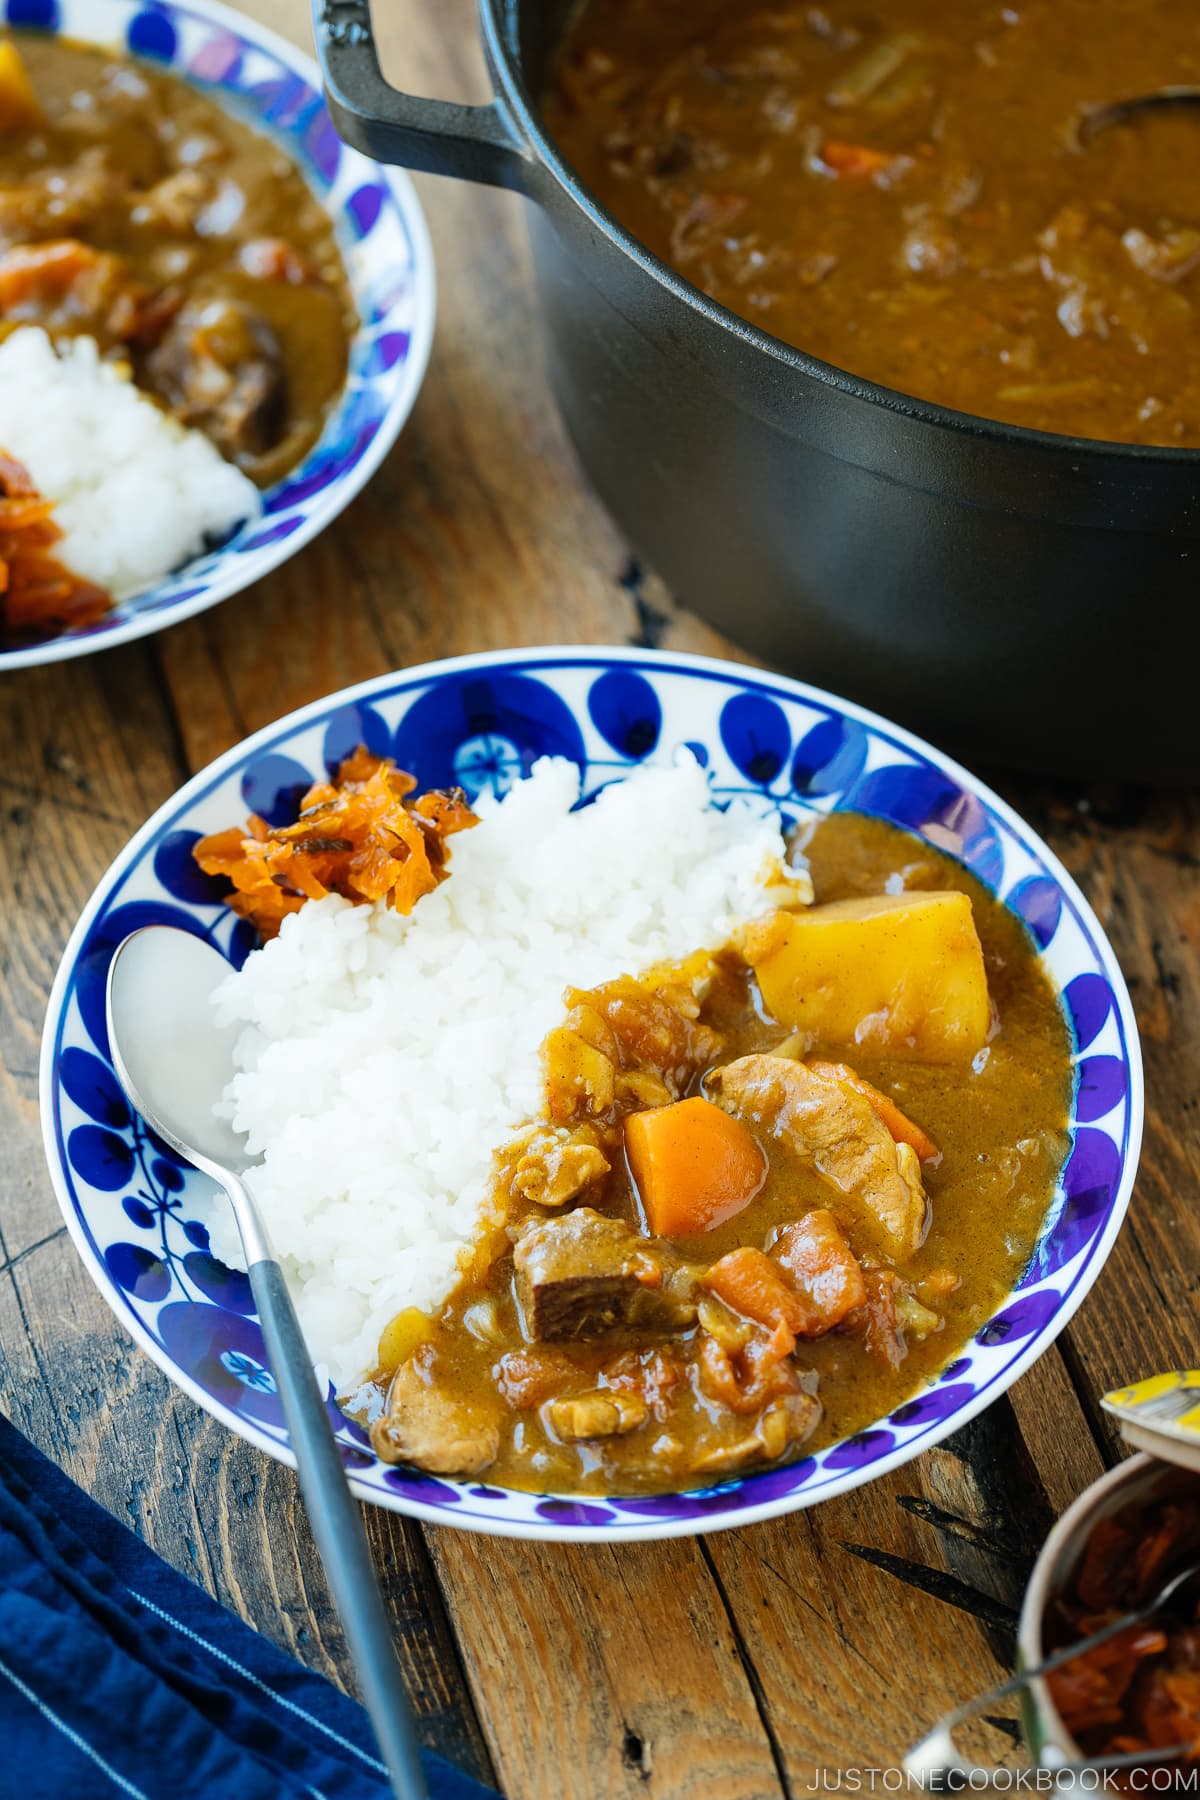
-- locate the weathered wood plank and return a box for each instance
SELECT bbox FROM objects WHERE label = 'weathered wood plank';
[0,647,186,1261]
[998,780,1200,1461]
[426,1530,786,1800]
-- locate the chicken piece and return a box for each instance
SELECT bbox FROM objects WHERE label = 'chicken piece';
[708,1054,928,1260]
[508,1123,610,1208]
[513,1207,696,1343]
[545,1390,648,1441]
[144,296,286,463]
[371,1346,500,1476]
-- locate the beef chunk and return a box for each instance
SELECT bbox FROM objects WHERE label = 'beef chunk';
[371,1346,500,1477]
[513,1207,696,1343]
[145,296,285,462]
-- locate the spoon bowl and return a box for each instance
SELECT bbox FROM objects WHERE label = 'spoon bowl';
[107,927,250,1177]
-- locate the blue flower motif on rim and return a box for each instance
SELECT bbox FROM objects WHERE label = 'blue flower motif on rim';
[59,1047,130,1129]
[976,1288,1062,1346]
[184,1252,256,1315]
[322,703,391,774]
[126,6,177,60]
[220,1348,276,1393]
[791,715,868,798]
[1075,1056,1128,1123]
[364,332,411,377]
[1065,973,1115,1052]
[1031,1127,1121,1277]
[105,1243,171,1303]
[349,184,386,237]
[719,693,790,785]
[240,754,314,827]
[848,763,1005,889]
[587,669,662,760]
[303,111,342,186]
[153,829,231,906]
[68,1125,135,1192]
[5,0,57,24]
[391,674,586,799]
[1008,876,1063,950]
[158,1304,285,1428]
[824,1429,896,1470]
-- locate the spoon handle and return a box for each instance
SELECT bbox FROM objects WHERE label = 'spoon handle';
[229,1179,427,1800]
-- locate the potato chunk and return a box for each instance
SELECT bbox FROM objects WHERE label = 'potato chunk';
[0,44,42,136]
[743,891,989,1063]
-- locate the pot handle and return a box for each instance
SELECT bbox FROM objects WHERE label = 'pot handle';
[311,0,533,193]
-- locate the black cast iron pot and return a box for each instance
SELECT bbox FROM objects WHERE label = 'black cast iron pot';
[313,0,1200,780]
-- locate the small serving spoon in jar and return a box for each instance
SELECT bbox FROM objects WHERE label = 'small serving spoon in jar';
[906,1553,1200,1787]
[106,925,427,1800]
[1077,85,1200,145]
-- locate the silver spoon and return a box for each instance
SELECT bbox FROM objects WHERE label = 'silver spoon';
[1078,86,1200,145]
[106,924,427,1800]
[906,1553,1200,1787]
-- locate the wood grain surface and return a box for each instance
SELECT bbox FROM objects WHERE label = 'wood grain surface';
[0,2,1192,1795]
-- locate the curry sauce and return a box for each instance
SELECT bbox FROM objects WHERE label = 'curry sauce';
[0,33,354,485]
[545,0,1200,447]
[369,813,1073,1497]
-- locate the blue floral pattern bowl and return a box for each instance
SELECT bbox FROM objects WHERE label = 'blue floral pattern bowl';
[39,650,1143,1540]
[1,0,434,671]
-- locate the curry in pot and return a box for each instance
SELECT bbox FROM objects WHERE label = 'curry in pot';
[0,34,353,484]
[367,811,1072,1496]
[545,0,1200,447]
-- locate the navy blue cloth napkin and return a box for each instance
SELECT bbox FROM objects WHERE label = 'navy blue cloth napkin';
[0,1413,497,1800]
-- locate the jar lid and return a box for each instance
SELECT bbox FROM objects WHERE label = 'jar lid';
[1102,1372,1200,1471]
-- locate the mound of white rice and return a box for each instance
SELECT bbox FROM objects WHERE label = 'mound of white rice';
[211,754,809,1393]
[0,327,260,597]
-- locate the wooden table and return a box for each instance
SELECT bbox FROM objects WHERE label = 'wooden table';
[2,1,1195,1793]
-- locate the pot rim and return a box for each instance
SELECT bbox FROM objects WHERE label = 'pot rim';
[483,0,1200,470]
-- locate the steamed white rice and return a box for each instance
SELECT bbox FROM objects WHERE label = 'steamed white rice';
[211,754,809,1394]
[0,327,260,597]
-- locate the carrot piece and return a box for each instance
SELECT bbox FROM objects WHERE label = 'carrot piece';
[703,1247,807,1354]
[807,1060,939,1164]
[772,1210,867,1334]
[625,1095,765,1237]
[819,139,893,179]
